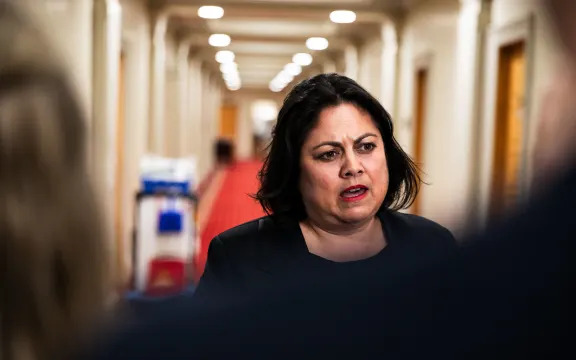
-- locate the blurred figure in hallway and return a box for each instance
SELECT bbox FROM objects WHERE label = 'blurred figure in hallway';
[0,2,110,360]
[215,137,235,166]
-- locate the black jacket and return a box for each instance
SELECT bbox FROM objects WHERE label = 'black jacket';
[90,167,576,359]
[194,210,456,300]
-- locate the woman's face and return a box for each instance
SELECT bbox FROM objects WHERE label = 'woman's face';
[299,103,389,228]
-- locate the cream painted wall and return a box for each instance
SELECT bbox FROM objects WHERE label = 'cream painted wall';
[396,0,461,230]
[116,0,152,283]
[344,43,360,80]
[196,72,222,181]
[381,22,400,116]
[358,36,384,101]
[187,58,204,170]
[23,0,94,122]
[164,34,180,157]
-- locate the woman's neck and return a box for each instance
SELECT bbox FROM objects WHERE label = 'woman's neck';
[300,216,386,262]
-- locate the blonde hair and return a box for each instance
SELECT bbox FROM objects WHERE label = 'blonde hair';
[0,2,110,359]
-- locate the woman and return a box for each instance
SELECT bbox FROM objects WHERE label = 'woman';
[195,73,455,299]
[0,2,111,360]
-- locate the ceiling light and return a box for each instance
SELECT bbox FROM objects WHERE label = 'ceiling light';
[269,83,282,92]
[198,6,224,19]
[220,62,238,73]
[228,84,241,91]
[215,50,235,63]
[293,53,313,66]
[277,71,294,84]
[330,10,356,24]
[223,72,240,82]
[209,34,231,47]
[306,37,329,51]
[284,63,302,76]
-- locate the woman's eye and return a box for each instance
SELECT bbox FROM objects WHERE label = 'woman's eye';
[318,150,339,161]
[358,143,376,152]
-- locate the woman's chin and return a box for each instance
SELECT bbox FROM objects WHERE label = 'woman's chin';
[337,208,376,224]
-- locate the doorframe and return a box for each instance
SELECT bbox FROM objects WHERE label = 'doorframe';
[477,14,535,224]
[411,53,433,215]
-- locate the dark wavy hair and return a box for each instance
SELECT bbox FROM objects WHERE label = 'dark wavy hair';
[255,73,421,221]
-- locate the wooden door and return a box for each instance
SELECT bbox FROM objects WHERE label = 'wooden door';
[412,68,428,215]
[115,52,126,285]
[219,105,237,140]
[490,41,526,217]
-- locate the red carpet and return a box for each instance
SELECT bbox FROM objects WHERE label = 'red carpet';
[194,160,265,281]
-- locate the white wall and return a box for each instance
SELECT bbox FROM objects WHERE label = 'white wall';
[396,0,461,230]
[117,0,152,283]
[164,34,180,157]
[358,36,384,101]
[381,21,400,116]
[196,72,222,180]
[24,0,94,121]
[344,43,360,80]
[187,57,204,166]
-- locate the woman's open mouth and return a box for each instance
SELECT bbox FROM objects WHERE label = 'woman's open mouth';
[340,185,368,202]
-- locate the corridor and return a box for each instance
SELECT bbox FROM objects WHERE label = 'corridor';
[13,0,566,296]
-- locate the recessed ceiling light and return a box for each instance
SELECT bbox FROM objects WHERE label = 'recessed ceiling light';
[292,53,313,66]
[209,34,231,47]
[198,6,224,19]
[269,82,283,92]
[223,72,240,82]
[277,70,294,84]
[220,62,238,74]
[330,10,356,24]
[306,37,329,51]
[284,63,302,76]
[215,50,235,63]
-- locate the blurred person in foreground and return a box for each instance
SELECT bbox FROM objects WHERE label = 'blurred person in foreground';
[0,2,111,360]
[194,73,455,300]
[91,0,575,358]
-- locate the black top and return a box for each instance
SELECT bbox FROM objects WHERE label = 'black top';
[89,166,576,359]
[194,210,456,300]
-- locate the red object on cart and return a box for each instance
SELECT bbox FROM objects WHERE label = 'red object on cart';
[145,257,186,296]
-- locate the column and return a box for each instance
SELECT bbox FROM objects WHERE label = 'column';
[453,0,492,230]
[177,39,192,156]
[91,0,123,269]
[344,42,359,80]
[149,10,168,154]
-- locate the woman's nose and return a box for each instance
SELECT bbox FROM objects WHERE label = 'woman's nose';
[340,154,364,178]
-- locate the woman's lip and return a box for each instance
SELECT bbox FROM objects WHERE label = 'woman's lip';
[340,189,368,202]
[342,185,368,193]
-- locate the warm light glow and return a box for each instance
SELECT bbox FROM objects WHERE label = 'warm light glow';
[329,10,356,24]
[223,72,239,82]
[269,83,282,92]
[284,63,302,76]
[215,50,235,63]
[220,62,238,73]
[306,37,329,51]
[293,53,313,66]
[198,6,224,19]
[209,33,231,47]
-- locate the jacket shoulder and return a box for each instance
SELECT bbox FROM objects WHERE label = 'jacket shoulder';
[384,211,455,242]
[215,215,279,247]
